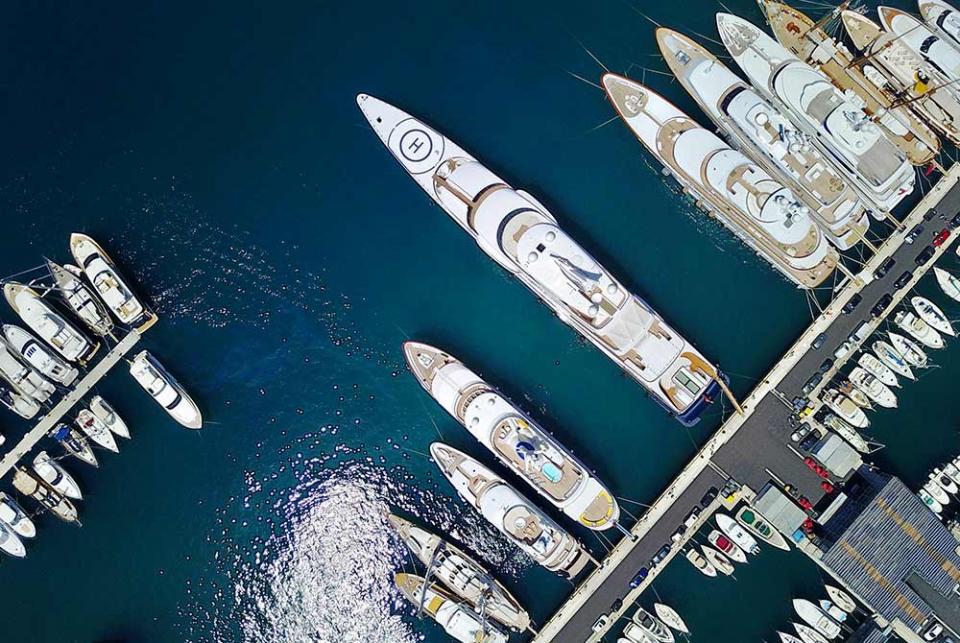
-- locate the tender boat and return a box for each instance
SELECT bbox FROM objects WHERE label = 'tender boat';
[632,607,675,642]
[702,545,735,576]
[888,332,928,368]
[403,342,618,530]
[838,380,872,409]
[822,389,869,429]
[69,233,157,332]
[3,283,97,363]
[822,413,871,454]
[857,352,899,388]
[779,632,805,643]
[430,443,591,578]
[656,27,870,250]
[50,423,98,467]
[919,0,960,49]
[872,340,915,380]
[603,73,838,288]
[76,408,119,453]
[394,573,507,643]
[848,367,897,408]
[736,505,790,550]
[46,260,113,337]
[717,13,916,213]
[818,599,847,622]
[912,296,954,336]
[923,480,950,506]
[935,267,960,302]
[793,599,841,639]
[32,451,82,500]
[684,548,718,577]
[0,378,40,420]
[654,603,689,634]
[919,487,944,514]
[716,513,761,554]
[931,468,959,495]
[12,467,78,523]
[825,585,857,613]
[894,310,944,349]
[357,93,725,426]
[708,528,747,563]
[0,342,54,403]
[0,520,25,558]
[794,621,830,643]
[2,324,77,386]
[90,395,130,439]
[0,492,35,538]
[879,7,960,84]
[129,350,203,429]
[387,514,530,632]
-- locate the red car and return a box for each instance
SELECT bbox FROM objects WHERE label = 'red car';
[934,228,950,247]
[821,480,835,494]
[804,457,818,470]
[798,497,813,511]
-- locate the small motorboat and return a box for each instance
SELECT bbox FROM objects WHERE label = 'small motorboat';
[707,528,747,563]
[825,585,856,613]
[857,352,899,388]
[889,332,928,368]
[0,378,41,420]
[944,463,960,486]
[716,513,761,555]
[934,267,960,302]
[46,260,114,337]
[684,548,717,577]
[793,599,841,639]
[0,519,25,558]
[632,606,675,642]
[931,468,959,495]
[736,505,790,551]
[0,492,35,538]
[50,424,98,467]
[2,324,78,385]
[779,632,804,643]
[872,340,916,380]
[794,621,829,643]
[912,296,954,336]
[923,480,950,507]
[70,233,157,332]
[76,408,119,453]
[129,351,202,429]
[90,396,130,439]
[894,310,944,349]
[838,380,872,409]
[702,545,735,576]
[0,343,55,403]
[818,600,847,623]
[653,603,689,634]
[12,467,78,523]
[919,488,944,514]
[848,367,898,408]
[624,622,658,643]
[821,389,869,429]
[32,451,82,500]
[3,282,98,363]
[821,414,870,454]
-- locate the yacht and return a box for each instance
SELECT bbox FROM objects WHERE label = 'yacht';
[624,623,659,643]
[934,266,960,302]
[872,340,915,379]
[69,233,157,332]
[717,13,916,213]
[0,520,25,558]
[603,73,838,288]
[793,599,841,639]
[386,513,530,632]
[838,380,871,409]
[794,623,830,643]
[0,492,35,539]
[924,479,951,506]
[944,462,960,486]
[736,505,790,550]
[822,413,871,454]
[632,607,675,642]
[708,528,748,562]
[818,600,847,622]
[684,548,718,576]
[429,442,592,578]
[76,408,119,453]
[716,513,761,554]
[2,325,77,386]
[702,545,735,576]
[654,603,689,634]
[761,1,939,165]
[848,366,897,408]
[931,468,959,495]
[843,9,960,145]
[857,352,899,387]
[888,332,928,367]
[394,573,508,643]
[129,350,202,429]
[919,487,944,514]
[0,342,55,403]
[912,296,954,336]
[3,283,98,363]
[403,342,618,530]
[919,0,960,48]
[879,7,960,83]
[357,93,725,425]
[825,585,857,613]
[779,632,805,643]
[12,467,78,523]
[822,389,869,429]
[33,451,82,500]
[90,396,130,439]
[49,423,98,467]
[657,28,870,249]
[46,260,113,337]
[0,378,40,420]
[894,310,944,349]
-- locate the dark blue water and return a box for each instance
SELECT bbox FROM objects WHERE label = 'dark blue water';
[0,0,955,641]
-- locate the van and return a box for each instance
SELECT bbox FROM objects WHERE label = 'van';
[851,321,871,342]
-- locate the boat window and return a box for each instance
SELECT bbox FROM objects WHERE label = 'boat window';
[675,370,702,396]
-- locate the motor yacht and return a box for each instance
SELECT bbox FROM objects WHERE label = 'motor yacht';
[12,467,77,523]
[129,350,202,429]
[394,573,508,643]
[857,352,899,387]
[0,378,40,420]
[924,479,950,506]
[90,395,130,439]
[822,388,869,429]
[632,607,675,642]
[879,7,960,84]
[795,622,830,643]
[702,545,735,576]
[822,413,871,454]
[0,342,54,403]
[3,283,97,363]
[0,492,35,539]
[32,451,82,500]
[894,310,944,349]
[736,505,790,550]
[848,366,897,408]
[793,599,841,639]
[684,548,718,576]
[716,513,761,554]
[2,324,77,386]
[46,260,113,337]
[931,468,959,495]
[0,520,25,558]
[919,487,944,514]
[654,603,689,634]
[838,380,872,409]
[872,340,915,379]
[935,266,960,302]
[919,0,960,48]
[912,296,954,336]
[708,528,748,562]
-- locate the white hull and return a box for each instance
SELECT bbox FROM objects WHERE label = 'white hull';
[2,325,77,386]
[920,0,960,48]
[888,332,928,367]
[716,513,761,554]
[849,367,897,408]
[33,451,82,500]
[90,396,130,439]
[919,488,944,514]
[935,267,960,302]
[793,599,841,639]
[857,352,899,388]
[872,340,915,380]
[0,520,25,558]
[394,574,508,643]
[46,261,114,337]
[76,408,119,453]
[129,351,202,429]
[894,311,943,349]
[822,389,869,429]
[685,548,718,576]
[825,585,857,613]
[702,545,735,575]
[3,283,97,364]
[654,603,690,634]
[708,528,748,562]
[0,492,35,539]
[912,296,954,336]
[0,344,54,404]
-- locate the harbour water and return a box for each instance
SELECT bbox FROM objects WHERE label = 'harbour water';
[0,0,958,641]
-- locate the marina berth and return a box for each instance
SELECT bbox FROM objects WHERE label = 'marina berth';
[358,93,725,426]
[2,324,78,386]
[0,342,55,403]
[842,9,960,146]
[602,73,838,288]
[0,492,35,539]
[3,282,98,364]
[656,28,870,250]
[32,451,82,500]
[761,1,939,166]
[919,0,960,48]
[879,7,960,84]
[394,573,508,643]
[402,342,618,530]
[46,260,114,337]
[12,467,78,523]
[0,378,40,420]
[50,424,98,467]
[429,442,592,578]
[716,13,916,213]
[129,350,202,429]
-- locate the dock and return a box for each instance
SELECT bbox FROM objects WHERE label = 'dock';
[534,164,960,643]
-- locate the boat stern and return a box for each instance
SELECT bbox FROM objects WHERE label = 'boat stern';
[574,484,621,531]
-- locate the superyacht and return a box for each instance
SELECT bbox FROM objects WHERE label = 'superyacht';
[2,324,78,386]
[919,0,960,48]
[394,573,508,643]
[879,7,960,83]
[46,260,114,337]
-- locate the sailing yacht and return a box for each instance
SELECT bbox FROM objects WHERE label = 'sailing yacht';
[90,396,131,439]
[934,266,960,302]
[717,13,916,213]
[50,424,98,467]
[4,283,98,363]
[872,339,915,379]
[46,260,114,337]
[919,0,960,48]
[888,332,928,367]
[403,342,618,530]
[12,467,77,523]
[357,93,724,425]
[2,325,77,386]
[394,573,508,643]
[654,604,690,634]
[430,443,592,578]
[657,28,870,250]
[879,7,960,83]
[911,296,954,336]
[76,408,119,453]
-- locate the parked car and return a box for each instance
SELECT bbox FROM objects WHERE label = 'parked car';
[893,270,913,290]
[818,358,834,374]
[906,224,924,244]
[851,321,871,342]
[874,256,896,278]
[592,614,610,633]
[801,373,823,396]
[950,212,960,229]
[812,332,827,350]
[924,208,938,221]
[842,293,862,314]
[651,544,672,565]
[700,487,718,507]
[629,568,649,588]
[610,598,623,611]
[933,228,950,247]
[915,245,936,266]
[871,294,893,317]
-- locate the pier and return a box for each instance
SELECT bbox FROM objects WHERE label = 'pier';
[534,164,960,643]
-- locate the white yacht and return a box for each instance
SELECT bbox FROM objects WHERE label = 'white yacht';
[912,296,954,335]
[358,93,725,425]
[795,623,829,643]
[822,413,871,454]
[825,585,857,613]
[716,513,761,554]
[0,492,35,539]
[50,423,98,467]
[924,479,951,506]
[129,350,202,429]
[848,366,897,408]
[0,520,25,558]
[0,378,40,420]
[0,342,55,403]
[76,408,119,453]
[46,260,114,337]
[839,381,872,409]
[717,13,916,212]
[919,487,944,514]
[872,340,916,379]
[702,545,735,576]
[90,396,130,439]
[657,28,870,249]
[919,0,960,48]
[632,607,675,643]
[889,332,928,367]
[3,283,98,363]
[708,528,748,562]
[2,325,77,386]
[794,599,841,639]
[12,467,78,523]
[394,573,508,643]
[843,9,960,145]
[931,468,959,495]
[857,352,899,387]
[761,1,939,166]
[685,548,718,576]
[430,443,592,578]
[603,73,838,289]
[654,604,690,634]
[879,7,960,83]
[736,505,790,550]
[894,310,944,349]
[935,266,960,302]
[32,451,82,500]
[822,388,869,429]
[403,342,618,530]
[779,632,805,643]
